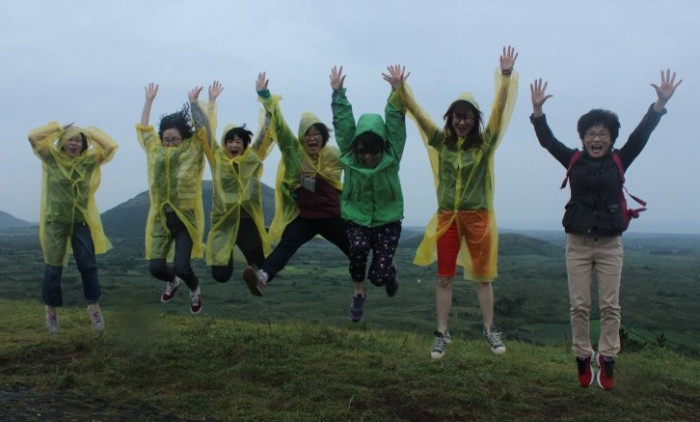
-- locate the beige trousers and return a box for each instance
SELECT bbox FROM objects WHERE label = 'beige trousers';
[565,233,623,358]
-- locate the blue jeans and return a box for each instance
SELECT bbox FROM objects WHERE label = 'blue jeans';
[42,223,101,307]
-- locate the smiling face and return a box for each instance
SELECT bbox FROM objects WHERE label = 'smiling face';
[582,124,612,158]
[355,144,382,168]
[303,126,324,155]
[450,103,476,138]
[161,128,183,147]
[62,134,84,158]
[225,135,245,158]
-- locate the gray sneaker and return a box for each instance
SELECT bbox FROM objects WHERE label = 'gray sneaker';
[87,304,105,331]
[483,325,506,355]
[45,306,60,334]
[243,266,267,296]
[430,330,452,360]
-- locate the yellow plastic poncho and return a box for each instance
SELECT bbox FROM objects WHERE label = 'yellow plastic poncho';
[136,103,210,260]
[28,122,118,266]
[391,70,518,281]
[203,101,275,266]
[259,94,343,245]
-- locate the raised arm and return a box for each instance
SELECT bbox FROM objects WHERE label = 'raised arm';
[651,68,682,112]
[257,72,296,152]
[28,121,69,158]
[251,73,275,158]
[383,65,409,159]
[141,83,158,126]
[330,66,356,155]
[530,78,553,117]
[85,126,119,164]
[617,69,683,167]
[207,80,224,135]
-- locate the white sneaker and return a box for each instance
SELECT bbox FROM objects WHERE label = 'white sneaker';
[161,276,182,303]
[87,304,105,331]
[430,331,452,360]
[242,266,267,296]
[189,287,203,315]
[45,306,60,334]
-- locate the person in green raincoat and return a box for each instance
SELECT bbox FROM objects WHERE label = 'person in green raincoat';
[28,121,117,333]
[391,46,519,359]
[203,77,274,283]
[330,64,408,322]
[138,83,212,315]
[242,73,350,298]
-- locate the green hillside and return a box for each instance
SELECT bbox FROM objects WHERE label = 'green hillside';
[1,299,698,421]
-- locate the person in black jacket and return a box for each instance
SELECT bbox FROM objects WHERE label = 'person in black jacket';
[529,69,681,391]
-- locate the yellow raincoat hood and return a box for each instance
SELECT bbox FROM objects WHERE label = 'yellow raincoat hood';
[29,121,117,266]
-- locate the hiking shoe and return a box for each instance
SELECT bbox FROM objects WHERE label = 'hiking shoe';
[483,325,506,355]
[87,304,105,331]
[349,294,365,322]
[45,306,60,334]
[242,266,267,296]
[431,330,452,360]
[189,287,203,315]
[385,263,399,297]
[596,353,615,390]
[161,276,182,303]
[576,355,594,387]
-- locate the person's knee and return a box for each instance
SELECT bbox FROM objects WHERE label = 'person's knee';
[149,260,167,277]
[211,268,231,283]
[437,277,453,289]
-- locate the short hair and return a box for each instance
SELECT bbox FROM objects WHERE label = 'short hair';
[224,125,254,149]
[79,133,88,152]
[443,100,484,150]
[158,103,194,140]
[352,131,385,155]
[577,109,621,143]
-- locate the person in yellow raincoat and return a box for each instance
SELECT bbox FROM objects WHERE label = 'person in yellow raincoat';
[391,46,519,359]
[242,73,350,298]
[138,83,212,315]
[203,77,274,283]
[28,121,117,334]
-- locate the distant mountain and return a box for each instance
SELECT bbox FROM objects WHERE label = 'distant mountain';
[0,210,33,230]
[101,180,275,239]
[399,231,562,257]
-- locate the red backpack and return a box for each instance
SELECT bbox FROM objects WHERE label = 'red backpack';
[561,151,647,230]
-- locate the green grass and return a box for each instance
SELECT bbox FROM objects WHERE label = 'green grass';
[1,299,699,421]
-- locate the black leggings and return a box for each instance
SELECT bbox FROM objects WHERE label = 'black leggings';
[211,217,266,283]
[149,212,199,290]
[262,216,349,282]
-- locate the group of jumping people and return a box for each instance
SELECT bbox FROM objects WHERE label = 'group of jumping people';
[29,45,681,391]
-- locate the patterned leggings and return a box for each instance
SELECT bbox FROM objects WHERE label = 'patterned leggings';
[347,220,402,285]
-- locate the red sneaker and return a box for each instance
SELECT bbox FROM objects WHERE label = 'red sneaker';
[596,354,615,390]
[576,355,594,387]
[189,287,203,315]
[161,276,182,303]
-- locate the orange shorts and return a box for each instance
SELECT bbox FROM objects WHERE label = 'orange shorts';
[436,210,492,279]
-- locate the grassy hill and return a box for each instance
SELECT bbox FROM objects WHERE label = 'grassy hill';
[1,299,698,421]
[0,210,32,230]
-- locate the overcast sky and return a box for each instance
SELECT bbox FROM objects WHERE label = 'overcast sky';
[2,0,698,233]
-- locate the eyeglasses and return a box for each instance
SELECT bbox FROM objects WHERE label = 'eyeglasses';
[356,149,381,157]
[453,113,475,123]
[162,136,182,144]
[584,131,610,140]
[305,131,322,139]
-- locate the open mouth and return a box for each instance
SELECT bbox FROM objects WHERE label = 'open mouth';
[590,144,604,153]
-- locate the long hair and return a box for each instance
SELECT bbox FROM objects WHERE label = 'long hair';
[158,103,194,140]
[443,100,484,150]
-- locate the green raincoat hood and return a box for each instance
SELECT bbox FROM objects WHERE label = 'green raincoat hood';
[354,113,386,142]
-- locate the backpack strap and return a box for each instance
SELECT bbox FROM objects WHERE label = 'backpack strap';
[610,152,647,209]
[560,150,582,189]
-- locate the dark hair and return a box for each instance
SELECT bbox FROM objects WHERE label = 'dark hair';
[306,123,330,147]
[224,125,254,149]
[352,131,385,155]
[443,100,484,150]
[158,103,194,140]
[577,109,620,143]
[79,133,88,153]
